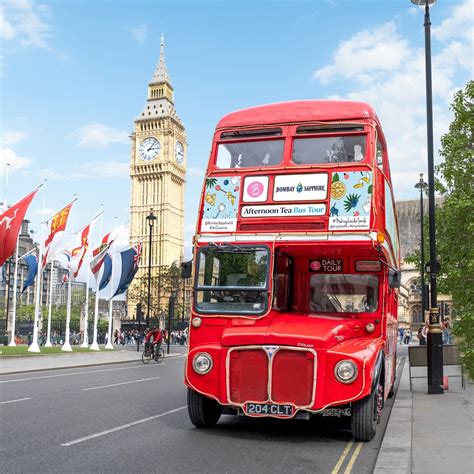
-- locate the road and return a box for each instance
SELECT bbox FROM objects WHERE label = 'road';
[0,346,406,473]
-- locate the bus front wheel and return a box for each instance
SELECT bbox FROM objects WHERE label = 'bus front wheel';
[187,388,223,428]
[351,380,382,441]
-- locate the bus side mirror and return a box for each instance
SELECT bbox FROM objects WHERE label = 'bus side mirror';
[181,260,193,279]
[388,269,401,289]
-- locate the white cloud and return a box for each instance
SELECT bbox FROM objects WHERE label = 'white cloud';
[314,22,410,84]
[313,1,473,199]
[0,147,32,175]
[432,0,473,41]
[71,124,129,149]
[1,0,51,49]
[1,130,27,145]
[71,160,129,179]
[39,167,65,180]
[128,24,148,43]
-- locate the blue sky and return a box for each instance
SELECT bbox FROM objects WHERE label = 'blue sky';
[1,0,472,264]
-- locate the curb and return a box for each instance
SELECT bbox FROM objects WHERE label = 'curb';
[0,353,184,376]
[374,358,412,473]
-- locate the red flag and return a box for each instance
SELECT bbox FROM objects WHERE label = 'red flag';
[0,189,38,266]
[69,224,91,279]
[92,232,111,257]
[42,201,74,268]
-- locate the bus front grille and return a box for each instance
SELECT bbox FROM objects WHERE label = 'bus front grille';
[228,347,316,407]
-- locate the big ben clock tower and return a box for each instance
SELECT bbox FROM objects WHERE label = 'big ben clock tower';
[129,35,186,315]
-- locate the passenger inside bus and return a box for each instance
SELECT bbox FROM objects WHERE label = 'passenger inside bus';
[216,140,284,168]
[309,274,378,313]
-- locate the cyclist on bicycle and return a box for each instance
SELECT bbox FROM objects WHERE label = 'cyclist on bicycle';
[145,326,162,357]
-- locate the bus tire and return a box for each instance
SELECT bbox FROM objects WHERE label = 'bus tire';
[351,381,381,442]
[187,388,223,428]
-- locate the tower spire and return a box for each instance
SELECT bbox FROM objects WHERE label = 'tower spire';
[150,33,171,85]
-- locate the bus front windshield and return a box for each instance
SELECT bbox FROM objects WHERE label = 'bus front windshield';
[195,246,269,314]
[309,274,378,313]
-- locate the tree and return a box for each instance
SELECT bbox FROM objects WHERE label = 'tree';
[435,81,474,377]
[127,263,185,321]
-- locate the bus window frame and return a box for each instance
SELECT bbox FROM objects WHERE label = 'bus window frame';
[213,130,289,171]
[193,244,272,316]
[289,131,370,167]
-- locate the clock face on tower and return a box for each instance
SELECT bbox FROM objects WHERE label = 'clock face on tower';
[139,137,161,161]
[175,140,184,165]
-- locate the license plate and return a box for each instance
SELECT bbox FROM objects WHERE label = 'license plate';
[244,403,294,417]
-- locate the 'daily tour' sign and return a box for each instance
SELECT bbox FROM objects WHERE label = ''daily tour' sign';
[310,259,343,273]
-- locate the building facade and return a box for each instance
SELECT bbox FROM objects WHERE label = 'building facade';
[396,199,452,329]
[128,36,187,318]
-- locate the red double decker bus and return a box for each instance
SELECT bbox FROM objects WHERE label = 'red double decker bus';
[184,100,400,441]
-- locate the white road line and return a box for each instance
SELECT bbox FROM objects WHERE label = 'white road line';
[0,365,145,384]
[0,397,31,405]
[82,376,160,391]
[61,405,187,447]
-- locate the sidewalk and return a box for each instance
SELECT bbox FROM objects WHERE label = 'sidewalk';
[375,358,473,473]
[0,346,187,375]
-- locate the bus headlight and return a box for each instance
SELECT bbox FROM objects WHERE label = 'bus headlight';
[334,360,358,384]
[192,353,213,374]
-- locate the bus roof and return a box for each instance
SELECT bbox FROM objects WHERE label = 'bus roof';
[216,100,379,130]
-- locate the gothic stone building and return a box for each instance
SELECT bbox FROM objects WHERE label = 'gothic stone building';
[397,199,452,329]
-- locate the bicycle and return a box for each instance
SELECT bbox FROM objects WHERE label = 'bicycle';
[142,345,165,364]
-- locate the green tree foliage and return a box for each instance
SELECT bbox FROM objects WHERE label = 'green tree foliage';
[435,81,474,377]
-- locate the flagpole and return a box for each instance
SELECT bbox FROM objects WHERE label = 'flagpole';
[28,199,46,353]
[105,217,118,350]
[8,235,20,346]
[44,259,54,347]
[90,209,104,351]
[62,201,76,353]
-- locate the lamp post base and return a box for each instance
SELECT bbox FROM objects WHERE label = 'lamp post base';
[427,329,444,394]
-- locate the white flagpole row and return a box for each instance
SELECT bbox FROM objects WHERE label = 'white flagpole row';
[8,235,20,346]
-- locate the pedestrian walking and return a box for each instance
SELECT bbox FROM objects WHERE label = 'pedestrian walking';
[403,328,411,345]
[442,317,452,345]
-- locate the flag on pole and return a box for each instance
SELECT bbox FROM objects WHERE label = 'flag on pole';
[90,241,112,280]
[113,243,142,297]
[98,253,112,291]
[69,224,91,279]
[42,200,75,268]
[21,254,38,293]
[0,188,38,266]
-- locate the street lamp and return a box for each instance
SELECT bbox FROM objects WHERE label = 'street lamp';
[411,0,443,394]
[415,174,428,314]
[146,209,157,327]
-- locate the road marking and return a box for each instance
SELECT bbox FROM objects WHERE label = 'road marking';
[82,376,160,391]
[0,365,147,384]
[343,442,363,473]
[331,440,354,474]
[0,397,31,405]
[61,405,187,446]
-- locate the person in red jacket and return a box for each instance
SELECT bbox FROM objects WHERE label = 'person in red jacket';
[145,327,162,356]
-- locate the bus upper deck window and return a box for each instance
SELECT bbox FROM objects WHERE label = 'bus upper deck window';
[292,135,366,165]
[216,139,284,169]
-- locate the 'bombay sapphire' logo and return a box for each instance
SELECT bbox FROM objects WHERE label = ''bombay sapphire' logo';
[296,182,303,193]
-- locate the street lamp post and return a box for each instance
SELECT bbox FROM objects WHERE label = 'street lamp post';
[415,174,428,314]
[145,210,157,328]
[411,0,443,394]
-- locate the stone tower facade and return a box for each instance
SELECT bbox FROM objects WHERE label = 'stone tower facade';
[129,36,187,317]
